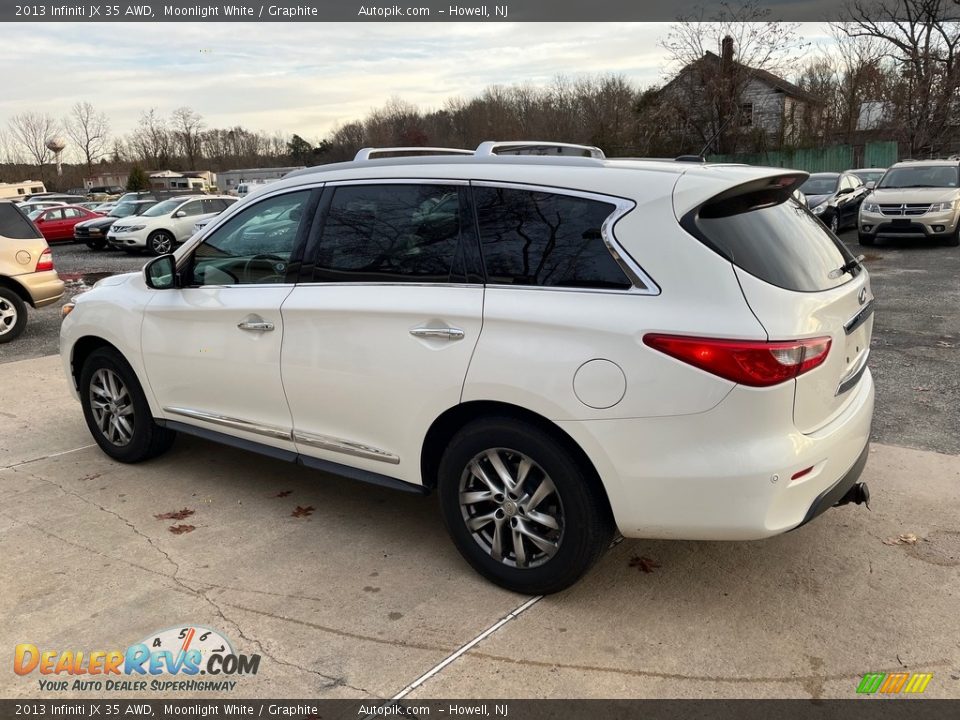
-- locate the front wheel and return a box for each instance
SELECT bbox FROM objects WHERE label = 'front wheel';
[828,212,840,235]
[945,228,960,247]
[0,287,27,343]
[437,418,614,594]
[79,348,176,462]
[147,230,175,256]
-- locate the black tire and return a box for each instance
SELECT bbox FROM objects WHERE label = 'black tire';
[0,287,27,344]
[945,229,960,247]
[86,238,106,250]
[437,417,614,594]
[147,230,175,256]
[828,212,840,235]
[79,347,176,463]
[858,233,876,246]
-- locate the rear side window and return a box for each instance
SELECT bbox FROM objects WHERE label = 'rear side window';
[693,200,857,292]
[313,184,464,283]
[473,187,631,290]
[0,204,40,239]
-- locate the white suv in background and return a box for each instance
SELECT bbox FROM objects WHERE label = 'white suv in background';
[60,142,875,593]
[107,195,238,255]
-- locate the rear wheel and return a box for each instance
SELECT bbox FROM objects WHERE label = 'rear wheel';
[437,417,613,594]
[858,233,875,246]
[148,230,175,256]
[0,287,26,344]
[79,348,176,462]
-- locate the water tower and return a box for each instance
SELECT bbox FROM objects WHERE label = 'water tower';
[46,136,67,177]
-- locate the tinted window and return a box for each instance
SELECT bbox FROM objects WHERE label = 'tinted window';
[0,204,40,239]
[694,201,858,292]
[800,175,839,195]
[202,199,225,213]
[313,184,463,283]
[191,190,309,286]
[473,187,630,289]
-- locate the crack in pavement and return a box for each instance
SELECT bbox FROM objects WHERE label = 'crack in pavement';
[9,468,377,698]
[0,444,96,471]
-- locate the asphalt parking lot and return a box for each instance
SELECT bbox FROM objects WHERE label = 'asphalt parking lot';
[1,234,958,700]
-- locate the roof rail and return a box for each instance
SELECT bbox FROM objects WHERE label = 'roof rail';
[354,146,474,161]
[675,154,706,163]
[475,141,605,159]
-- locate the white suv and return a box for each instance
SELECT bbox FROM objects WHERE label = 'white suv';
[60,142,875,593]
[107,195,238,255]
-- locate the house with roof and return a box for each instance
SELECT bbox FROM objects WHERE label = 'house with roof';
[654,36,824,153]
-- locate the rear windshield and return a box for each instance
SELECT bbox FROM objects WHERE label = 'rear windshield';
[694,200,858,292]
[0,203,40,239]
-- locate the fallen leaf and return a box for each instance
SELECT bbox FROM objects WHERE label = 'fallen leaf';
[273,490,292,498]
[912,386,930,392]
[883,532,920,546]
[628,555,661,573]
[291,505,315,518]
[169,524,195,535]
[78,473,101,482]
[155,508,195,521]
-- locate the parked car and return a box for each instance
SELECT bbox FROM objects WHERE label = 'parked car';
[74,200,158,250]
[78,202,105,211]
[849,167,887,190]
[0,201,64,343]
[29,205,103,243]
[61,141,874,593]
[17,200,67,216]
[93,202,118,215]
[21,193,86,204]
[858,159,960,246]
[86,185,124,195]
[799,171,869,234]
[107,195,237,255]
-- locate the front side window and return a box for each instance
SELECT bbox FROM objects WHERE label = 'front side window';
[473,186,631,290]
[190,190,310,285]
[312,184,464,283]
[178,201,204,217]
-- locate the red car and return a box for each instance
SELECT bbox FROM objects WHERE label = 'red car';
[29,205,103,243]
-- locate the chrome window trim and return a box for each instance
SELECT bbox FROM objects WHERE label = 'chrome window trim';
[293,430,400,465]
[323,177,470,187]
[469,179,661,296]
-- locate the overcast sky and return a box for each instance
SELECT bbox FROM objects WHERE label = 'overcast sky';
[1,22,835,153]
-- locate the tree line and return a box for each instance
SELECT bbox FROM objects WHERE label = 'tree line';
[1,0,956,191]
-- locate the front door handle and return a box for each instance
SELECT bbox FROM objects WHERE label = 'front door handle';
[238,320,275,332]
[410,327,465,341]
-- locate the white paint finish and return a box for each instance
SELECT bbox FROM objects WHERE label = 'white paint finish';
[139,285,297,452]
[279,284,483,483]
[573,359,627,409]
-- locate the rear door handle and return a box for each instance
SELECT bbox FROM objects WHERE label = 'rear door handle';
[238,321,275,332]
[409,327,465,341]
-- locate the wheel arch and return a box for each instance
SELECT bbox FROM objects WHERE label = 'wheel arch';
[70,335,125,392]
[0,275,35,308]
[420,400,614,519]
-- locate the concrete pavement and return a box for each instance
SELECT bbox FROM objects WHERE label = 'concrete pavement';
[1,355,958,700]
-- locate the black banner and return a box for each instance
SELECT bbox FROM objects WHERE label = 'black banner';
[2,0,959,23]
[1,699,959,720]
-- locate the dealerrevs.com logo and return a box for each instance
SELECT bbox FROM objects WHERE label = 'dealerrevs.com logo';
[14,625,260,692]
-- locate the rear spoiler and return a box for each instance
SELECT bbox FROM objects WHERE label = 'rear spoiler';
[696,173,808,218]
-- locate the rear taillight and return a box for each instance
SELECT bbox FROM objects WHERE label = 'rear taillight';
[643,334,832,387]
[36,248,54,272]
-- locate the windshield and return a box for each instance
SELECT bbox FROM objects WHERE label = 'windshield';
[142,199,183,217]
[853,170,885,184]
[109,203,139,218]
[878,165,960,189]
[799,176,839,196]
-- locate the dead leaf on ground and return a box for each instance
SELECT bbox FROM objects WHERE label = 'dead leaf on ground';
[168,524,196,535]
[912,387,930,392]
[78,473,101,482]
[291,505,315,518]
[883,532,920,546]
[273,490,292,498]
[155,508,195,521]
[628,555,661,573]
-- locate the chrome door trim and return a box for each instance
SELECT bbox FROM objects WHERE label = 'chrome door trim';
[469,179,660,295]
[844,299,874,335]
[409,327,465,340]
[164,407,292,442]
[293,430,400,465]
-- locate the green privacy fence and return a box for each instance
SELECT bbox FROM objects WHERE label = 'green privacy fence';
[708,141,898,172]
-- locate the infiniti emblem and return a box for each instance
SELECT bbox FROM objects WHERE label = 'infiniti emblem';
[858,288,868,305]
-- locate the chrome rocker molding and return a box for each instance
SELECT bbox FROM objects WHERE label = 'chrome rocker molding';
[164,407,400,464]
[157,419,424,496]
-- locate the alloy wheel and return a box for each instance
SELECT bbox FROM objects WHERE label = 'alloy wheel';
[151,232,173,255]
[89,368,135,446]
[829,214,839,234]
[0,298,17,337]
[459,448,564,568]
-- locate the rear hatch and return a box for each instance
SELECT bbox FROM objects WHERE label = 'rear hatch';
[677,172,873,433]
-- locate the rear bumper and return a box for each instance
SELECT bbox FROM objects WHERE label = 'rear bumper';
[557,369,875,541]
[16,270,65,308]
[793,440,870,530]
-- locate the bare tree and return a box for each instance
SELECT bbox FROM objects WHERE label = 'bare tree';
[171,106,204,169]
[837,0,960,155]
[64,101,110,172]
[8,112,58,175]
[655,0,807,154]
[128,108,172,168]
